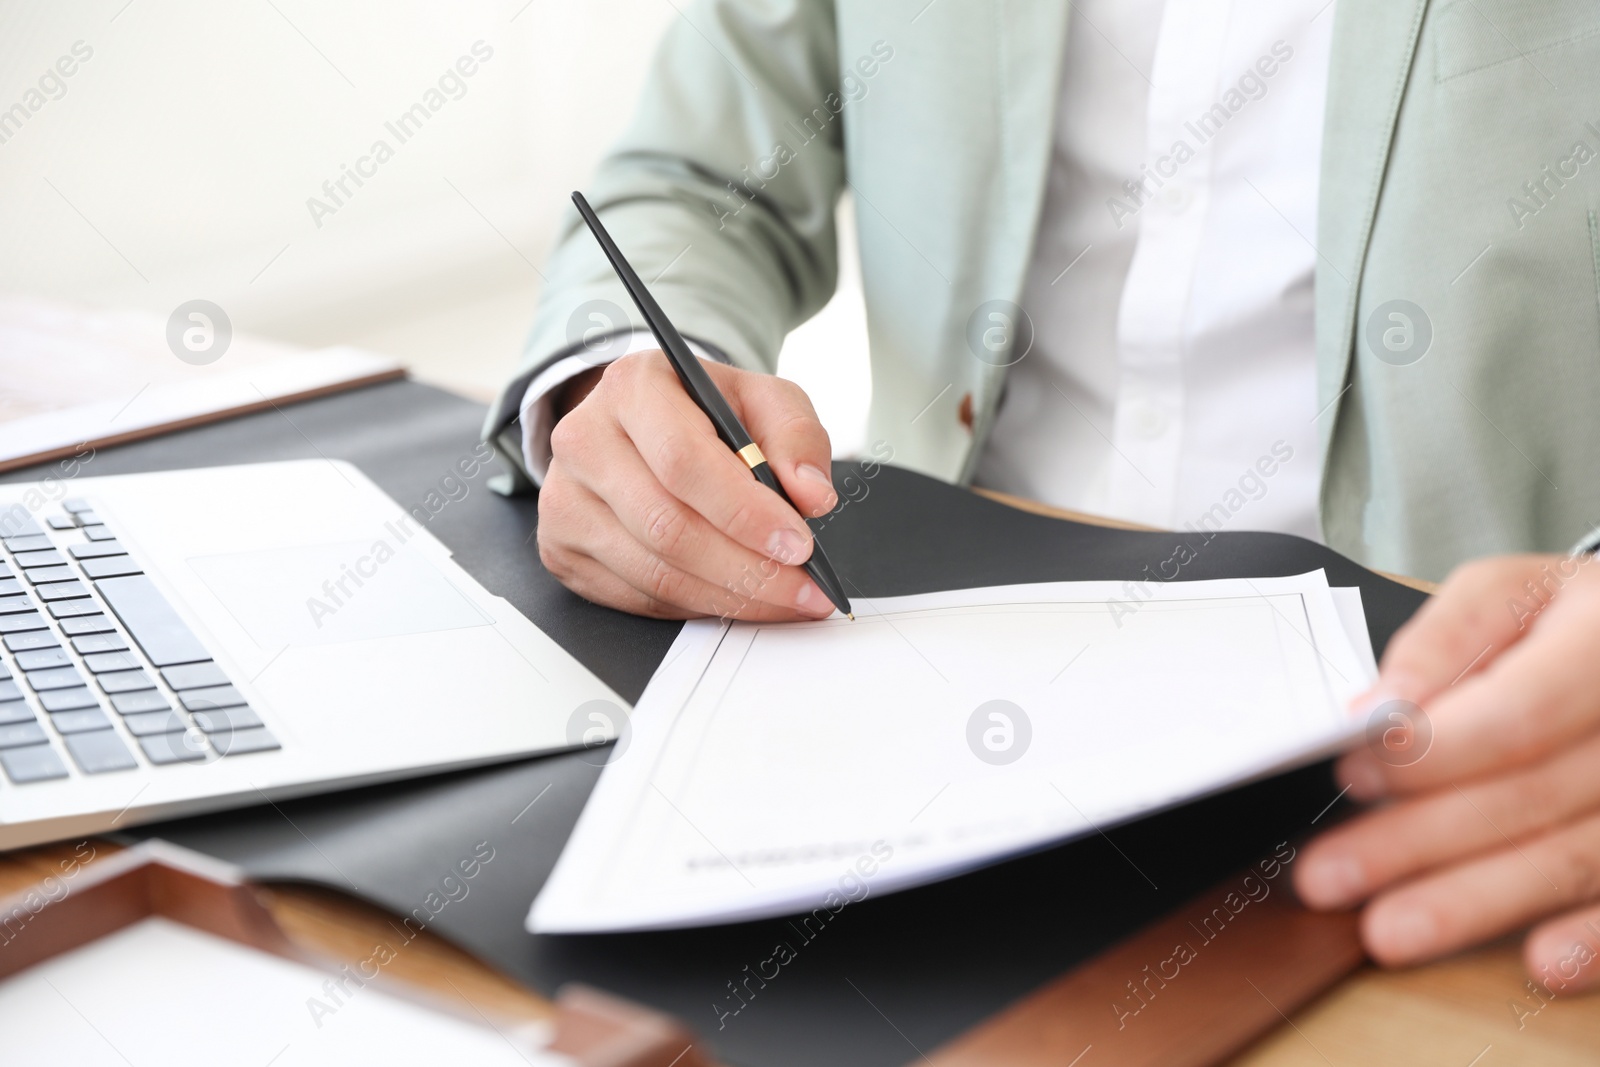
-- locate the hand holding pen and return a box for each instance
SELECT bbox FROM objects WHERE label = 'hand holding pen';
[531,193,852,621]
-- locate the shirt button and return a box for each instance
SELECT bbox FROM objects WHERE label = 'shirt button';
[1129,402,1169,440]
[1161,185,1192,212]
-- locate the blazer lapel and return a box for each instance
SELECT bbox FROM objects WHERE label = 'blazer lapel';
[1315,0,1432,448]
[960,0,1071,479]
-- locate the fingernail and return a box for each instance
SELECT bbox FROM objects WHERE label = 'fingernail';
[1369,905,1436,962]
[797,464,838,510]
[795,581,833,617]
[767,527,810,564]
[1302,854,1365,907]
[1342,754,1388,800]
[1529,931,1600,992]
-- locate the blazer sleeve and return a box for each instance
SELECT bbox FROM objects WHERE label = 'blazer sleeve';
[482,0,846,486]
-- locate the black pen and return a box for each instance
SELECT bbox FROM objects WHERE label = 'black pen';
[570,191,854,620]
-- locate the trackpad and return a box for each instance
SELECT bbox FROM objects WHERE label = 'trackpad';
[188,541,490,648]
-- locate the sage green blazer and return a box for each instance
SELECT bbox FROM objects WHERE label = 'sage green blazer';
[486,0,1600,582]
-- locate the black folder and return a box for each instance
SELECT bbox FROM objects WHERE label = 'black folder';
[5,380,1425,1067]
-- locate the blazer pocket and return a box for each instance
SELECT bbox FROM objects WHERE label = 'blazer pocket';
[1433,0,1600,82]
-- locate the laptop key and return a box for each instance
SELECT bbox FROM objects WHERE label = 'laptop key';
[14,550,65,569]
[215,727,280,757]
[0,744,68,783]
[51,708,111,734]
[0,701,34,725]
[36,581,89,602]
[0,612,49,633]
[26,666,85,691]
[0,508,43,537]
[60,615,115,635]
[83,525,116,542]
[4,631,58,652]
[1,535,51,553]
[62,498,90,513]
[64,730,137,774]
[48,600,102,618]
[178,685,245,711]
[0,721,49,748]
[139,729,210,765]
[46,515,76,530]
[72,633,128,654]
[24,566,77,585]
[39,687,98,712]
[80,557,141,579]
[191,705,263,733]
[110,690,169,714]
[83,651,142,674]
[0,594,35,614]
[122,710,188,736]
[73,510,101,527]
[0,680,22,702]
[95,574,210,667]
[161,662,228,691]
[97,669,154,694]
[68,540,125,559]
[0,577,22,596]
[15,647,70,671]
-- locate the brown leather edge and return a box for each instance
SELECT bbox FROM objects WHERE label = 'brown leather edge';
[551,984,713,1067]
[923,848,1365,1067]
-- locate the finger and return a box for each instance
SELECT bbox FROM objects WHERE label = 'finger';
[605,354,817,564]
[1525,902,1600,995]
[721,368,838,519]
[1345,562,1600,797]
[1367,555,1554,706]
[1300,731,1600,908]
[1358,809,1600,967]
[557,416,832,617]
[541,543,691,619]
[543,475,818,622]
[1337,557,1554,799]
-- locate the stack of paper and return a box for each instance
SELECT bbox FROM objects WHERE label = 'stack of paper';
[0,296,402,471]
[531,572,1376,932]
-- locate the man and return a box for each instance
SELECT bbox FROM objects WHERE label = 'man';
[485,1,1600,989]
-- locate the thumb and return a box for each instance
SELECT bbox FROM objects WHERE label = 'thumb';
[724,369,838,520]
[1338,554,1553,797]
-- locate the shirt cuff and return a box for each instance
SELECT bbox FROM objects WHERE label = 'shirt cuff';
[518,330,726,486]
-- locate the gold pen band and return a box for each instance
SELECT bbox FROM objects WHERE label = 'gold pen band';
[737,442,766,469]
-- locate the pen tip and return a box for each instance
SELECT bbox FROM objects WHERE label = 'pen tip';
[846,613,855,620]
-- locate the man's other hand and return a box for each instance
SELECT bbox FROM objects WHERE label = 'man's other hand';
[1297,554,1600,993]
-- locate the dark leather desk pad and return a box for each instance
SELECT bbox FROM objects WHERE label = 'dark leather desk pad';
[5,380,1427,1067]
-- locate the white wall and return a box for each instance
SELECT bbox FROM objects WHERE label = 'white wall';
[0,0,869,448]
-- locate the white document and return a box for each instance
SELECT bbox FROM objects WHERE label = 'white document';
[530,572,1377,933]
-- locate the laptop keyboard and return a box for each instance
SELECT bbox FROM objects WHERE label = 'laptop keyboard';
[0,498,280,785]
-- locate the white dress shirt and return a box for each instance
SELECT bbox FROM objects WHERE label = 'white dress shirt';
[526,0,1335,541]
[976,0,1334,539]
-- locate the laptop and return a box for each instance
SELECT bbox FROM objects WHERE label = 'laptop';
[0,459,625,850]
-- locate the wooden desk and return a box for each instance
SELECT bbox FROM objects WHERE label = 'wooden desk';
[2,491,1595,1065]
